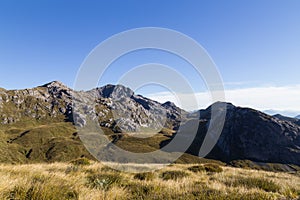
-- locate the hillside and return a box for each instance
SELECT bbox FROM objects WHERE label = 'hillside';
[0,81,300,171]
[184,103,300,166]
[0,81,194,164]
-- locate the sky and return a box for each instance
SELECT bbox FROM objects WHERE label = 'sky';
[0,1,300,115]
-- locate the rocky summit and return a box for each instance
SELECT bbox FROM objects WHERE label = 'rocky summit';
[0,81,300,168]
[0,81,183,132]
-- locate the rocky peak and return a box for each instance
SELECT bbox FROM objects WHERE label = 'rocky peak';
[196,102,235,120]
[40,81,72,98]
[41,81,69,89]
[162,101,177,109]
[97,84,134,99]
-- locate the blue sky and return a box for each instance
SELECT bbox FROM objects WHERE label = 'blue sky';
[0,1,300,114]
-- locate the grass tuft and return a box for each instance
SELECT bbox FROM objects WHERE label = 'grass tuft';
[0,163,299,199]
[188,165,205,173]
[226,176,281,193]
[86,173,123,190]
[70,158,91,166]
[7,183,78,200]
[133,172,155,181]
[160,170,189,181]
[203,163,223,173]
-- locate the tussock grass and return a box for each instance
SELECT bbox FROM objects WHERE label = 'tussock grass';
[86,173,123,190]
[225,176,280,192]
[203,163,223,173]
[160,170,189,181]
[188,164,223,174]
[188,165,205,173]
[0,162,299,199]
[133,172,155,181]
[70,158,91,166]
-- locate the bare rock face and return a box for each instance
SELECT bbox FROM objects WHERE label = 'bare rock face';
[0,81,75,124]
[188,103,300,166]
[0,81,184,132]
[89,84,184,132]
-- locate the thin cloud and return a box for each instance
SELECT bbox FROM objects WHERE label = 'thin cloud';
[146,85,300,114]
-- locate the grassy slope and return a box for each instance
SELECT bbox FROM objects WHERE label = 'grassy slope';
[0,119,217,165]
[0,161,299,200]
[0,120,94,163]
[1,120,299,173]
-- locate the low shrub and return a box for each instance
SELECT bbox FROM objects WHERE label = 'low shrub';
[188,165,205,173]
[133,172,155,181]
[203,164,223,173]
[160,170,188,181]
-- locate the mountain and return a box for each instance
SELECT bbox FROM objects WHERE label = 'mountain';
[0,81,190,163]
[296,115,300,119]
[0,81,300,168]
[183,103,300,165]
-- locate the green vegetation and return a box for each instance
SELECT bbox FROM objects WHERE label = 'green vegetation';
[160,170,189,180]
[203,163,223,173]
[188,165,205,173]
[70,158,91,166]
[187,163,223,174]
[133,172,155,181]
[7,184,78,200]
[0,120,94,164]
[225,176,280,193]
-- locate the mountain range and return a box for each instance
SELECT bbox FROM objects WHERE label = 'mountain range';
[0,81,300,171]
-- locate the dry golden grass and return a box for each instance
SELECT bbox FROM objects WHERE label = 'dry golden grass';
[0,161,299,200]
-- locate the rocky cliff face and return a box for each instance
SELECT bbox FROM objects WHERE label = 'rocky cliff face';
[0,81,184,132]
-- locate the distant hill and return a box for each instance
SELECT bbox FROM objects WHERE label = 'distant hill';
[0,81,300,170]
[273,114,300,126]
[264,109,300,118]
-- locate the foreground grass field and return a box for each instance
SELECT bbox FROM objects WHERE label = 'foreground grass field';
[0,160,299,200]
